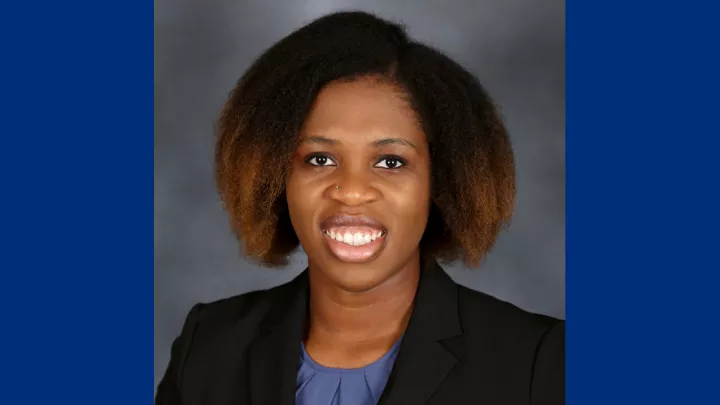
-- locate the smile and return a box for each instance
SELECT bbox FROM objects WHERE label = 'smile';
[323,228,385,246]
[321,226,388,263]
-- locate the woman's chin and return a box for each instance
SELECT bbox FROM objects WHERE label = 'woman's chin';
[326,270,389,293]
[310,256,393,293]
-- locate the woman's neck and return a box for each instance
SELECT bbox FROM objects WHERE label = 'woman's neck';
[304,257,421,368]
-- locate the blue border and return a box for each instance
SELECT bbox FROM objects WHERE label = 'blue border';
[0,1,153,403]
[2,0,719,403]
[567,0,720,403]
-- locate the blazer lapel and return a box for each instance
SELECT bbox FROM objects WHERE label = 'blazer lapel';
[248,272,309,405]
[243,261,464,405]
[378,261,462,405]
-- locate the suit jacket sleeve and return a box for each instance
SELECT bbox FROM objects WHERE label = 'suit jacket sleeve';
[530,320,565,405]
[155,303,204,405]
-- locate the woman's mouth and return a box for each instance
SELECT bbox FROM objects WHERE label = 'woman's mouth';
[321,226,387,262]
[324,228,385,245]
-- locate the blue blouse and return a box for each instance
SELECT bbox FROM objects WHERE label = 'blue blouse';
[295,338,402,405]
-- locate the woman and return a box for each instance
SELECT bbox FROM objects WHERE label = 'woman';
[156,10,564,405]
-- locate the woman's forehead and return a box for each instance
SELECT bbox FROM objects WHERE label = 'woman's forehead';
[301,78,424,145]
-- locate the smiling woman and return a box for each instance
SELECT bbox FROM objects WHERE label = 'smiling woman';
[156,10,564,405]
[287,78,433,291]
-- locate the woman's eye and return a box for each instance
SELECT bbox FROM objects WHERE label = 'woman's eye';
[375,157,405,169]
[306,155,336,166]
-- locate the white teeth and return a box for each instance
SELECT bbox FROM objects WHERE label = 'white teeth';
[324,229,385,246]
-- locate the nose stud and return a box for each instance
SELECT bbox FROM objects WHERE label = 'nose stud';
[335,185,340,189]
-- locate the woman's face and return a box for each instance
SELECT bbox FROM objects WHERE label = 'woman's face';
[286,77,431,292]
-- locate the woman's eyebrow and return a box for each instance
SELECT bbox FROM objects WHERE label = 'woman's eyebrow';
[372,137,417,151]
[300,135,417,151]
[300,135,338,145]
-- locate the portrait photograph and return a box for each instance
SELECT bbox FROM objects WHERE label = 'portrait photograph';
[155,1,564,404]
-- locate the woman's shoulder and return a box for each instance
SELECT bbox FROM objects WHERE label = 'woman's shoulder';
[455,285,565,403]
[452,282,564,399]
[188,276,300,329]
[455,283,564,342]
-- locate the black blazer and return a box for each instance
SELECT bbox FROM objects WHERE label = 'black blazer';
[156,261,565,405]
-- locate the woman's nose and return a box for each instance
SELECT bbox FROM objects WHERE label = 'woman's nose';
[328,169,380,206]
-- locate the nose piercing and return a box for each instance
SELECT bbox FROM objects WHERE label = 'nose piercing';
[335,185,340,189]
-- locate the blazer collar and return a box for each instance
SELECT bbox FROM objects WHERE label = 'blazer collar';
[377,259,462,405]
[248,271,309,405]
[247,259,462,405]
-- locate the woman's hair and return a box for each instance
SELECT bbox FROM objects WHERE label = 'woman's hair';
[215,11,515,268]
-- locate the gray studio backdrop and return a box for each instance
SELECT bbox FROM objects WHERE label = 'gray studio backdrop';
[155,0,565,389]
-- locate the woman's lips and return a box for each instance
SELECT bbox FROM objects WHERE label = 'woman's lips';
[321,226,387,263]
[318,214,388,263]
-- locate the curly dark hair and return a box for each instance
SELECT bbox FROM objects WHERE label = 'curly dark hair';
[215,11,515,268]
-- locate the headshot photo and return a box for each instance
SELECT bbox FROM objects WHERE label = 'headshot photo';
[155,2,565,404]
